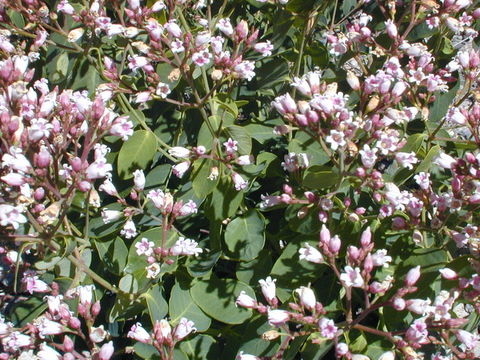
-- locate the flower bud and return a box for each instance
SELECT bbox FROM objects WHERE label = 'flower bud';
[392,297,405,310]
[98,341,114,360]
[235,20,249,40]
[360,227,372,248]
[404,265,421,287]
[439,268,457,280]
[319,224,331,245]
[328,235,341,255]
[346,71,360,90]
[63,336,74,352]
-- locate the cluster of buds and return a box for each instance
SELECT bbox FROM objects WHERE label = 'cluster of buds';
[128,317,196,358]
[0,284,115,360]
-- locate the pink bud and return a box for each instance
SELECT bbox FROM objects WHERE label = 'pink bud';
[68,317,81,330]
[360,227,372,247]
[364,254,373,273]
[63,336,74,352]
[328,235,341,255]
[439,268,457,280]
[70,157,83,172]
[235,20,249,40]
[347,245,360,261]
[92,301,101,317]
[473,8,480,19]
[34,187,45,201]
[35,149,51,168]
[319,225,331,245]
[392,297,406,310]
[283,184,293,195]
[78,181,91,192]
[405,265,421,287]
[98,341,114,360]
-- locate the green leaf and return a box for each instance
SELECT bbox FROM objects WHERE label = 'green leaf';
[429,84,459,123]
[94,236,128,275]
[252,58,290,90]
[180,334,220,360]
[190,277,255,324]
[205,177,244,222]
[117,130,157,179]
[224,209,265,261]
[214,93,238,119]
[192,158,218,199]
[169,283,211,331]
[416,145,440,173]
[303,166,340,189]
[401,133,426,153]
[271,239,321,302]
[145,284,168,324]
[56,53,69,77]
[225,125,252,155]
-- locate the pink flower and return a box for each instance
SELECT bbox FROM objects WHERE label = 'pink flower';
[318,318,338,339]
[1,172,25,186]
[22,271,49,294]
[267,309,289,326]
[57,0,75,15]
[439,268,457,280]
[173,318,196,340]
[232,172,248,191]
[254,41,273,56]
[86,159,112,179]
[395,152,418,170]
[135,238,154,256]
[37,343,62,360]
[456,330,479,350]
[405,319,429,345]
[178,200,198,216]
[192,50,212,66]
[236,291,256,308]
[35,317,63,338]
[128,323,152,343]
[385,19,398,39]
[155,82,171,98]
[165,20,182,38]
[110,116,134,140]
[216,18,234,36]
[234,60,255,81]
[299,243,324,264]
[272,93,297,115]
[172,161,190,178]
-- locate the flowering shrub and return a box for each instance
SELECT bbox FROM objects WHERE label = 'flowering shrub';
[1,0,480,359]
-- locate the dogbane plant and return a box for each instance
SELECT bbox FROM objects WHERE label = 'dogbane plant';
[0,0,480,359]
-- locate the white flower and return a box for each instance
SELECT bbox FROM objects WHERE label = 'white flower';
[326,130,346,151]
[340,266,364,288]
[128,323,152,343]
[89,325,108,343]
[258,276,276,302]
[267,309,289,326]
[299,243,324,263]
[121,220,137,239]
[295,287,316,310]
[37,343,62,360]
[146,263,161,278]
[169,146,191,158]
[170,237,203,256]
[101,209,122,224]
[371,249,392,267]
[133,169,145,191]
[135,238,155,256]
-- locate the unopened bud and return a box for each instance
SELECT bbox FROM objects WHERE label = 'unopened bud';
[346,71,360,90]
[404,265,421,287]
[63,336,74,352]
[360,227,372,247]
[92,301,101,317]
